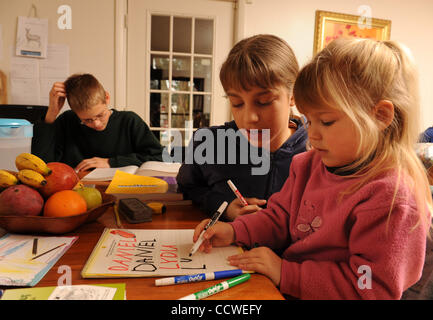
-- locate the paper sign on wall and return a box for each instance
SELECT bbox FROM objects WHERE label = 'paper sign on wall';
[15,16,48,58]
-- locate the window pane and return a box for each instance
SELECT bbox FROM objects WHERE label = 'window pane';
[193,94,211,128]
[150,54,170,90]
[171,93,190,128]
[193,57,212,92]
[161,130,188,150]
[194,19,213,54]
[150,92,169,128]
[151,15,170,51]
[173,17,192,53]
[172,56,191,91]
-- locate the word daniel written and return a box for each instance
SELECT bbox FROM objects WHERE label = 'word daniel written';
[109,236,204,272]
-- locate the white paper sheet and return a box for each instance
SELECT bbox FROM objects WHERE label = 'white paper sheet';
[48,285,117,300]
[10,44,69,106]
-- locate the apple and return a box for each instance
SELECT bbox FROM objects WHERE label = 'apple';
[39,162,79,198]
[0,185,44,216]
[75,187,102,210]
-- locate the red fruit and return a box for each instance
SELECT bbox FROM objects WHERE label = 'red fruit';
[0,185,44,216]
[39,162,79,198]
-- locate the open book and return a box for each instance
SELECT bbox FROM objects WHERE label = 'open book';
[81,161,182,181]
[81,228,242,278]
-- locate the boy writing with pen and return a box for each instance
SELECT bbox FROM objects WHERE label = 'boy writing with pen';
[177,35,308,221]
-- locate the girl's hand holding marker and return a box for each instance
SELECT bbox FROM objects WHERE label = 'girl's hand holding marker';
[189,201,229,256]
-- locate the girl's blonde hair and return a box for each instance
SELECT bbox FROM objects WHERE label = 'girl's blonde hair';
[294,38,432,231]
[219,34,299,94]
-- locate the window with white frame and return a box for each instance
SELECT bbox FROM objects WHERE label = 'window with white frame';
[148,14,214,151]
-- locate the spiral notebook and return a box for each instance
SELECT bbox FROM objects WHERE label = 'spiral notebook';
[81,228,241,278]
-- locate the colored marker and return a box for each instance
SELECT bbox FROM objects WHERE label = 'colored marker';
[189,201,228,257]
[155,269,244,286]
[178,273,251,300]
[227,180,248,206]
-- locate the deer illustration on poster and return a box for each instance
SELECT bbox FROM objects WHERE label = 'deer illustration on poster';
[25,28,41,48]
[16,16,48,58]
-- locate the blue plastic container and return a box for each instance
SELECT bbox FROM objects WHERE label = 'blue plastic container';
[0,119,33,171]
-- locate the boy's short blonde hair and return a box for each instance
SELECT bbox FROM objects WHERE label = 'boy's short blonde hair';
[64,73,106,112]
[219,34,299,94]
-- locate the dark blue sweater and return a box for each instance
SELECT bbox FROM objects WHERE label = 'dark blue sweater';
[177,120,308,218]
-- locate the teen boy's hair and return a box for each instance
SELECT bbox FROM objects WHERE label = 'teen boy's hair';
[64,73,106,112]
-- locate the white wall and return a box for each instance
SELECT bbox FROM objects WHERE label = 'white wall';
[242,0,433,131]
[1,0,433,132]
[0,0,115,105]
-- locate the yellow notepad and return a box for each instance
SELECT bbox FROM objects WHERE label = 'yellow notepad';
[105,170,168,194]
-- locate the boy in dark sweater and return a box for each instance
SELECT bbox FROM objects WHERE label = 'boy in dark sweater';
[31,74,163,172]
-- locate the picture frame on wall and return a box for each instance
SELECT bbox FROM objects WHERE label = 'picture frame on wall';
[313,10,391,55]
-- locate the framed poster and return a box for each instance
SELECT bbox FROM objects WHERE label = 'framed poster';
[313,10,391,55]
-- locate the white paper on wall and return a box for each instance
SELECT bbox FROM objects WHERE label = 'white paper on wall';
[15,16,48,58]
[10,54,39,104]
[10,44,69,107]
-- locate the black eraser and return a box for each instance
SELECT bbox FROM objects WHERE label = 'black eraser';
[118,198,153,223]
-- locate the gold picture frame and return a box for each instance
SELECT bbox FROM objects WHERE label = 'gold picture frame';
[313,10,391,55]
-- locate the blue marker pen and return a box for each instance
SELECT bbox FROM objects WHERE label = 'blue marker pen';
[155,269,244,286]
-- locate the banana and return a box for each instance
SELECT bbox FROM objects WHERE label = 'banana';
[17,169,47,188]
[3,170,19,178]
[0,169,19,188]
[15,153,52,176]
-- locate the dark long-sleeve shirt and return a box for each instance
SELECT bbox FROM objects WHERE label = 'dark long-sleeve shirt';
[31,109,163,168]
[176,119,308,218]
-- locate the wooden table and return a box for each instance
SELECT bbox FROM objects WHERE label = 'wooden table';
[14,203,284,300]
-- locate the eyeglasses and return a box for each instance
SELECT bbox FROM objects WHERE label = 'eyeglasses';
[80,109,111,125]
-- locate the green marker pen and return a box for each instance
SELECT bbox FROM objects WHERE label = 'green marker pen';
[178,273,251,300]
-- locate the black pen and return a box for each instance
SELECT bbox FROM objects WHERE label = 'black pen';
[30,243,66,261]
[32,238,38,255]
[189,201,228,257]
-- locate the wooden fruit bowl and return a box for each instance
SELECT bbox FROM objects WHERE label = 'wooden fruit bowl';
[0,192,115,235]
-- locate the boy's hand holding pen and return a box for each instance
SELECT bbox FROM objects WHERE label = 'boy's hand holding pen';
[225,180,266,220]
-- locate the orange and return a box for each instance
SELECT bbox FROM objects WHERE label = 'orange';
[43,190,87,217]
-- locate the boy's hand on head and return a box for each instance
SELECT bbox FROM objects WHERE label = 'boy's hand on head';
[228,246,282,287]
[75,157,110,172]
[46,82,67,123]
[225,197,267,221]
[193,220,235,253]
